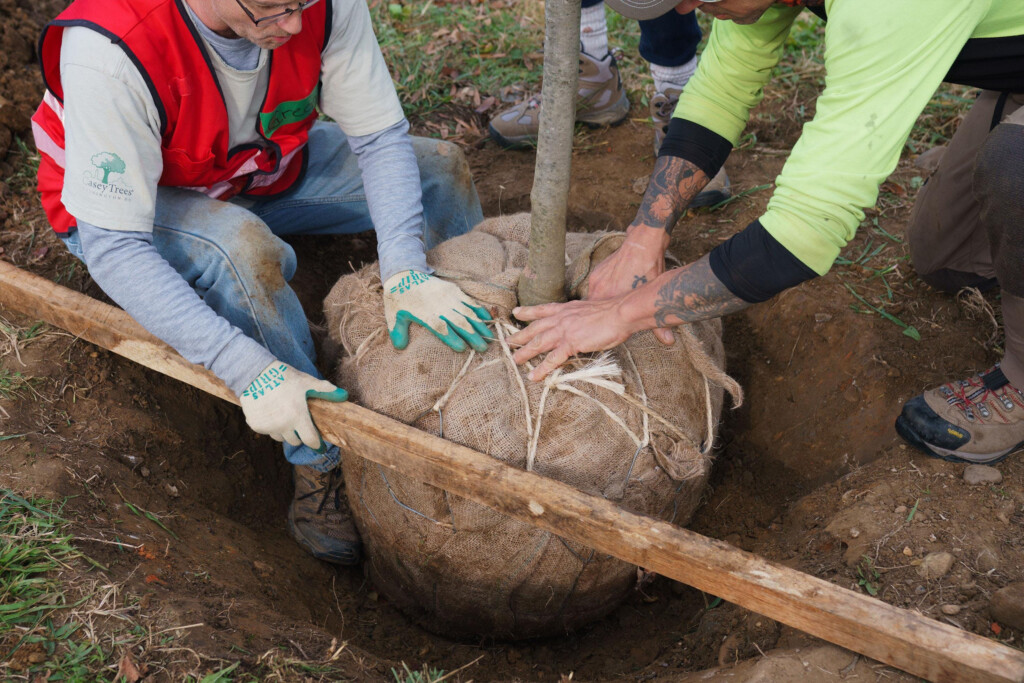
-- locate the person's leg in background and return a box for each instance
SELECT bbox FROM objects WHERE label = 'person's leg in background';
[640,9,730,204]
[488,5,729,205]
[488,0,629,149]
[897,91,1024,464]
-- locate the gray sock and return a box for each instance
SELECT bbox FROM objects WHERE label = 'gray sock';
[651,56,698,94]
[580,3,608,58]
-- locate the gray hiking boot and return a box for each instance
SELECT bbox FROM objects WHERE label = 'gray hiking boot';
[489,50,630,149]
[651,87,731,208]
[651,86,682,154]
[288,465,362,565]
[896,365,1024,464]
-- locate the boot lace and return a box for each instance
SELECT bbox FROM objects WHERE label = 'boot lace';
[939,365,1024,423]
[297,467,345,515]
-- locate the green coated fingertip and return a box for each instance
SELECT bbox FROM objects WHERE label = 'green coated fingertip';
[464,302,492,321]
[293,429,327,454]
[466,317,493,345]
[443,315,487,353]
[307,387,349,403]
[433,316,468,352]
[389,325,410,350]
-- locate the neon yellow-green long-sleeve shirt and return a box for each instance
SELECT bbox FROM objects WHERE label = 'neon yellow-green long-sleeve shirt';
[675,0,1024,275]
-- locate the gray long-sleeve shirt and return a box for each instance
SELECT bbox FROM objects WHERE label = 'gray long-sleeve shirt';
[66,5,428,395]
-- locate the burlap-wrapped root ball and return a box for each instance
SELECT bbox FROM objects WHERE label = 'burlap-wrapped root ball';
[323,214,741,639]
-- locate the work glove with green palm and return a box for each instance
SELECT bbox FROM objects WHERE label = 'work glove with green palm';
[240,361,348,451]
[382,270,492,352]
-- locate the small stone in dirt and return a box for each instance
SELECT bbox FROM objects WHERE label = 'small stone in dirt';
[631,176,649,195]
[917,551,955,579]
[941,604,962,616]
[849,527,860,538]
[977,547,1000,573]
[140,466,150,478]
[990,584,1024,631]
[964,465,1002,485]
[895,505,908,515]
[164,483,180,498]
[903,546,913,557]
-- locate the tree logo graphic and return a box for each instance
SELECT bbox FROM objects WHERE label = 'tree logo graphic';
[90,152,126,184]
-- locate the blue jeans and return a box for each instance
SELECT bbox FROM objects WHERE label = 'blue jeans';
[63,123,483,470]
[580,0,701,67]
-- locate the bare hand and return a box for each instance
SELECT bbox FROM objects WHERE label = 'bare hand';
[587,229,674,345]
[587,240,665,300]
[510,297,642,382]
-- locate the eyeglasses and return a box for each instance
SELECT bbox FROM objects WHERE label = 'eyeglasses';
[234,0,321,27]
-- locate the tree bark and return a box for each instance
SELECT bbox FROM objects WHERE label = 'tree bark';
[517,0,580,306]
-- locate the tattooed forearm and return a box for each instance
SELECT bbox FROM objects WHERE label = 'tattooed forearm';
[653,255,749,326]
[635,157,710,236]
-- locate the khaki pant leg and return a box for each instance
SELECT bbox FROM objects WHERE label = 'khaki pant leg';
[906,91,1024,289]
[974,103,1024,388]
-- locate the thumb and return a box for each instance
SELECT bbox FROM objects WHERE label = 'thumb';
[307,378,348,402]
[389,312,413,350]
[654,327,675,345]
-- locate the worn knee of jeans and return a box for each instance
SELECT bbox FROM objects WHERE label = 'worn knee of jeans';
[974,123,1024,297]
[414,138,483,249]
[230,218,297,286]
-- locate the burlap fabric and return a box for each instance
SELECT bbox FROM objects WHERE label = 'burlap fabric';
[324,214,741,639]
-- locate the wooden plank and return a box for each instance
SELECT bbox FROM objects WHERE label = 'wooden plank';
[1,259,1022,682]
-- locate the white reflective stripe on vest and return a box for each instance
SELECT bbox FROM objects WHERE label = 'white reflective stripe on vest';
[33,93,67,167]
[246,147,300,190]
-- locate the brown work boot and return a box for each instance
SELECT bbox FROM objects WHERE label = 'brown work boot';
[651,87,731,208]
[896,364,1024,464]
[288,465,362,565]
[489,50,630,149]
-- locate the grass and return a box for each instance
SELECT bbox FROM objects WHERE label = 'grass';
[392,662,447,683]
[3,137,40,195]
[0,489,103,681]
[372,0,546,127]
[0,368,36,401]
[0,488,359,682]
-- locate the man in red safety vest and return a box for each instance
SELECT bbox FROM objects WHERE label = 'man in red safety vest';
[33,0,493,565]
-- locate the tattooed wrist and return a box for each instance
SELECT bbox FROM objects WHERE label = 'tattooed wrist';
[635,157,710,236]
[653,255,749,326]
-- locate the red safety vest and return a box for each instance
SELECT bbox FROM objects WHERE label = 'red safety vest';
[32,0,329,234]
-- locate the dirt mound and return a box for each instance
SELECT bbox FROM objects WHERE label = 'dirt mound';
[0,1,66,166]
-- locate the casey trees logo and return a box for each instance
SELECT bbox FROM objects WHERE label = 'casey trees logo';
[83,151,133,200]
[91,152,126,184]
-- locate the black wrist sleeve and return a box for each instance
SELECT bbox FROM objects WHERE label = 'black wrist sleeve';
[709,220,819,303]
[658,118,733,180]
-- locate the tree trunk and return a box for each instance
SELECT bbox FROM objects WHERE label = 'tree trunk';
[517,0,580,306]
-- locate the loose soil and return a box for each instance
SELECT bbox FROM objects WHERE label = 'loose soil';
[1,3,1020,681]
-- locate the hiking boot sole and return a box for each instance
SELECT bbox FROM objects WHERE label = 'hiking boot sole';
[489,92,631,150]
[894,415,1024,465]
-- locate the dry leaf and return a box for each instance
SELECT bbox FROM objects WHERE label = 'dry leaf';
[117,653,143,683]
